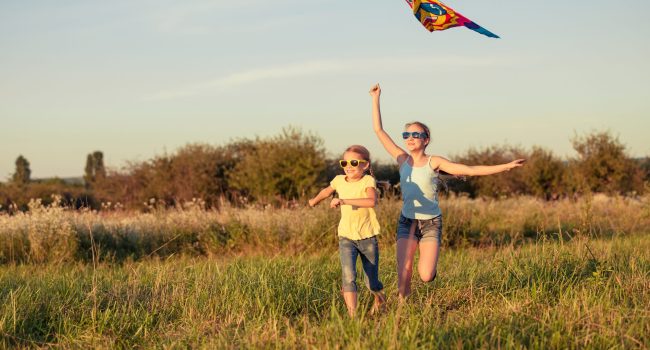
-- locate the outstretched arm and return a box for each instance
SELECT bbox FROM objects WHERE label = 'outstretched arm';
[370,84,408,163]
[309,186,335,207]
[432,156,525,176]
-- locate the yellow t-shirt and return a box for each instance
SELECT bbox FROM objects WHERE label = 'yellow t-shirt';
[330,175,381,240]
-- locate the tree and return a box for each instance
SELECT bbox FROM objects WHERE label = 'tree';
[164,143,250,206]
[12,155,31,186]
[84,151,106,187]
[450,145,527,198]
[91,141,256,209]
[228,127,327,203]
[640,157,650,183]
[520,146,565,200]
[570,131,644,194]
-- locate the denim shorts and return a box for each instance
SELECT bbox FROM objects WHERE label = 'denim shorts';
[338,236,384,293]
[396,213,442,243]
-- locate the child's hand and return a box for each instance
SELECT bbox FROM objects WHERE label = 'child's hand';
[506,159,526,171]
[330,198,343,208]
[308,198,317,207]
[369,84,381,98]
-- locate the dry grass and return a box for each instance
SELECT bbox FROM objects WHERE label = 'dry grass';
[1,194,649,264]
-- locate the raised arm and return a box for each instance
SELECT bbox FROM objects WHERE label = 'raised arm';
[432,156,525,176]
[369,84,407,163]
[308,186,335,207]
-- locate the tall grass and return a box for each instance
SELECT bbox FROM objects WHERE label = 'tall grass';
[1,195,649,264]
[0,234,648,348]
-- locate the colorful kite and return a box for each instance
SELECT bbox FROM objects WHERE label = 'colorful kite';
[405,0,500,38]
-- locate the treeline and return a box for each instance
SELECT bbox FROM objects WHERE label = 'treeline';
[1,128,648,211]
[449,131,648,199]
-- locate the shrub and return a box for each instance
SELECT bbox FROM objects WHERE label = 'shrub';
[450,145,528,198]
[228,127,327,204]
[570,131,645,195]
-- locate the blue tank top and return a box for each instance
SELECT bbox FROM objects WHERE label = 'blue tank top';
[399,156,442,220]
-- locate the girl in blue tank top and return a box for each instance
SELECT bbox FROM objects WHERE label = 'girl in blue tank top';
[369,83,526,300]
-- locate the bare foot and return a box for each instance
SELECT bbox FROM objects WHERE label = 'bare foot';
[371,291,386,315]
[398,292,410,304]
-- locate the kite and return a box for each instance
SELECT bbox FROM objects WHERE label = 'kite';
[405,0,500,38]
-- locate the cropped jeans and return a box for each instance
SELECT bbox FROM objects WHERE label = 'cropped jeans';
[338,236,384,293]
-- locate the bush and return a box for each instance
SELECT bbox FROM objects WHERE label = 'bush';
[450,145,528,198]
[94,141,254,209]
[570,131,644,195]
[520,146,565,200]
[228,127,327,204]
[0,181,93,213]
[3,129,646,210]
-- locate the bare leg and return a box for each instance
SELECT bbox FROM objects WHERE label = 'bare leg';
[396,222,419,300]
[417,240,440,282]
[342,291,357,317]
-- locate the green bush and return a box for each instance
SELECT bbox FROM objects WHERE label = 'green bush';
[2,129,647,210]
[94,141,254,209]
[450,144,528,198]
[570,131,645,195]
[228,127,327,204]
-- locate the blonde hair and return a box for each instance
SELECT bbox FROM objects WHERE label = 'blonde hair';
[343,145,374,177]
[405,121,431,148]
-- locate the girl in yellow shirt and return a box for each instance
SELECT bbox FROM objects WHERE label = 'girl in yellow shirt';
[309,145,386,317]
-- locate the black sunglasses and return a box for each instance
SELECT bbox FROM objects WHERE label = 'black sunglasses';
[339,159,368,168]
[402,131,428,139]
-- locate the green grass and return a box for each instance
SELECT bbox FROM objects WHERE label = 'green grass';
[1,234,648,349]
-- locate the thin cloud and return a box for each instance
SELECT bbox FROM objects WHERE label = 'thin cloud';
[144,55,507,101]
[145,61,344,100]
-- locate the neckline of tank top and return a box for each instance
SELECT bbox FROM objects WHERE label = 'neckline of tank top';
[401,155,432,169]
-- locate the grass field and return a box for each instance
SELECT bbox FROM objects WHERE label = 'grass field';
[1,232,648,348]
[1,195,649,264]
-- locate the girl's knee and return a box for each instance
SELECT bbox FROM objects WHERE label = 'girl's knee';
[341,279,357,292]
[419,270,437,283]
[398,259,415,271]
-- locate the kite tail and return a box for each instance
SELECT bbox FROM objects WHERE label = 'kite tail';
[464,21,500,38]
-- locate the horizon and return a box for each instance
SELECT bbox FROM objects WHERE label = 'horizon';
[2,0,649,179]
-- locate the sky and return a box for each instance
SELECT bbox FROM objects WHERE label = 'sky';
[1,0,649,179]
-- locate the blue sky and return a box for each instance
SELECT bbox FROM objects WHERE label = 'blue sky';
[1,0,649,179]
